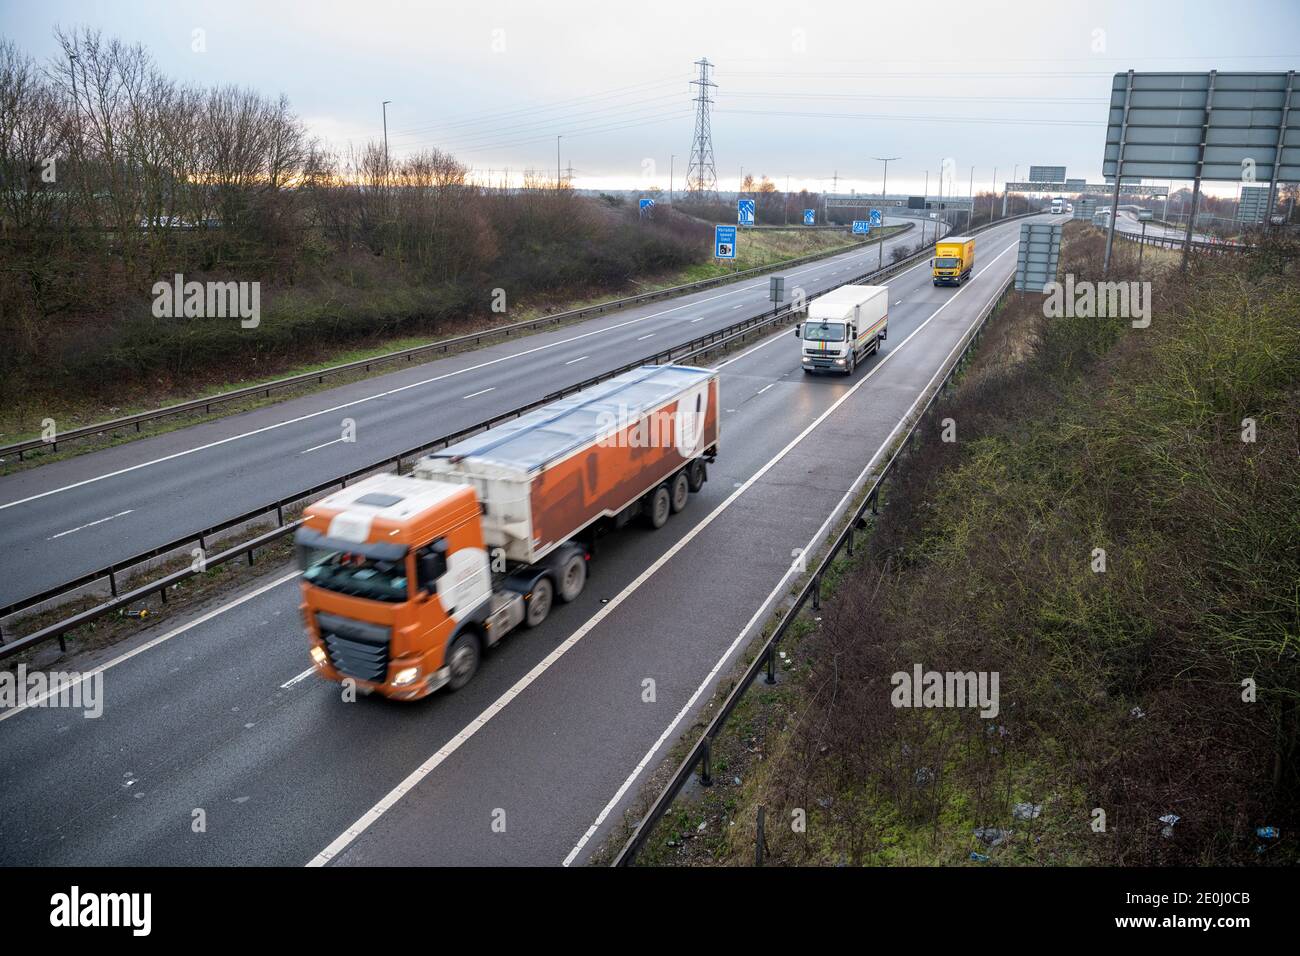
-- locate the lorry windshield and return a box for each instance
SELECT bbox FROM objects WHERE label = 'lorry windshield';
[935,257,960,268]
[802,322,845,342]
[298,546,408,602]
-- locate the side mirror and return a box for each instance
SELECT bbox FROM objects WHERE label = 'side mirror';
[793,325,801,338]
[929,259,934,267]
[419,540,448,587]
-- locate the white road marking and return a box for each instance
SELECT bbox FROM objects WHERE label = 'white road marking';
[564,239,1021,866]
[0,274,797,513]
[308,237,1021,869]
[564,355,589,365]
[756,383,775,395]
[690,316,705,323]
[47,510,134,541]
[300,438,345,455]
[730,304,743,309]
[280,667,316,689]
[0,569,302,724]
[635,333,655,341]
[461,387,495,400]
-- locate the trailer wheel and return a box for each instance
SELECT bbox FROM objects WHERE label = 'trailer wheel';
[556,550,586,603]
[525,576,554,628]
[647,485,671,529]
[669,472,690,513]
[446,633,481,691]
[687,459,707,492]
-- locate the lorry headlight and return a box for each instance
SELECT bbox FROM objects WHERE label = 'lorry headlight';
[834,358,846,365]
[310,645,327,666]
[393,666,420,686]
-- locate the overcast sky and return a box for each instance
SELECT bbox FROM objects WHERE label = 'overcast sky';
[4,0,1297,196]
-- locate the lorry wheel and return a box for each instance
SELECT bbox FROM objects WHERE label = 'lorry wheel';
[647,485,671,529]
[446,633,481,691]
[556,550,586,603]
[670,472,690,513]
[525,577,553,628]
[686,458,707,492]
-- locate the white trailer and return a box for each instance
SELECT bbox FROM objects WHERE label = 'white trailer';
[795,284,889,375]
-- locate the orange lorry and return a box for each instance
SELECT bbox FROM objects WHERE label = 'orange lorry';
[295,365,720,700]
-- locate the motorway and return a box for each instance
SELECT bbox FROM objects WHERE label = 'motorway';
[0,219,924,610]
[0,214,1055,866]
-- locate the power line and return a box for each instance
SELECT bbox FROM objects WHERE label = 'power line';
[395,105,691,155]
[717,107,1105,127]
[385,75,689,137]
[390,91,685,149]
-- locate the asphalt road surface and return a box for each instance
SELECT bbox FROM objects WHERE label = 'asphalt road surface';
[0,219,928,608]
[0,215,1043,866]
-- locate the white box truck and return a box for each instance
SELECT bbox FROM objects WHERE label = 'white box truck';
[795,284,889,375]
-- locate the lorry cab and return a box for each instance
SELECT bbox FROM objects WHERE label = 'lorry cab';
[932,236,975,287]
[796,284,889,375]
[296,473,495,701]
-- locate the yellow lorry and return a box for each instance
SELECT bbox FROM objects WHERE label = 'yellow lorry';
[932,236,975,286]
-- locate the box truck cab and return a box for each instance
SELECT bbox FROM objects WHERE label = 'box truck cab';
[295,364,719,701]
[932,236,975,286]
[795,284,888,375]
[1050,197,1065,214]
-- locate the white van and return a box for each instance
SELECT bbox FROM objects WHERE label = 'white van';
[795,285,889,375]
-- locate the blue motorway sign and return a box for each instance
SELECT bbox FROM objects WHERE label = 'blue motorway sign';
[737,198,755,226]
[803,209,815,225]
[869,208,883,227]
[714,224,737,259]
[852,220,870,235]
[639,198,655,216]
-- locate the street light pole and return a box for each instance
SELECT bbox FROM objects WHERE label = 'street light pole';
[968,165,975,230]
[382,100,391,182]
[669,155,674,204]
[991,167,998,223]
[873,156,899,270]
[922,170,929,244]
[557,135,562,190]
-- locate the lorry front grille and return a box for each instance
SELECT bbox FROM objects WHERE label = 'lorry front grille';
[316,612,391,683]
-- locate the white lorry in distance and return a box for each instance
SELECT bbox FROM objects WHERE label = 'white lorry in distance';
[795,284,889,375]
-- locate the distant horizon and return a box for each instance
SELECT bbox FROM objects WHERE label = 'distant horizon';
[3,0,1295,201]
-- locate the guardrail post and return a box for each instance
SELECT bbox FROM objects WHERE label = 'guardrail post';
[248,548,256,566]
[846,524,855,556]
[699,739,714,787]
[765,646,776,685]
[812,573,821,611]
[871,490,879,515]
[109,570,118,597]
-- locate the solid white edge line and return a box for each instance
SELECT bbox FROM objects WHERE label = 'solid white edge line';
[0,275,791,513]
[2,221,917,514]
[0,569,303,723]
[562,240,1019,866]
[305,236,1020,869]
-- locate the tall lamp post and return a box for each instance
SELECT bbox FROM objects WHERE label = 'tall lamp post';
[873,156,900,270]
[382,100,391,182]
